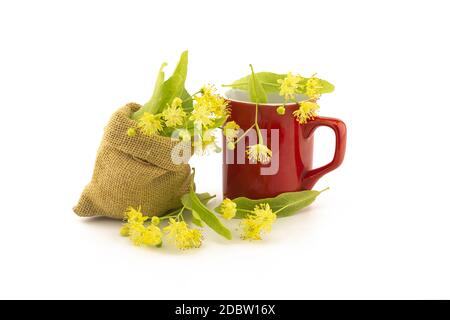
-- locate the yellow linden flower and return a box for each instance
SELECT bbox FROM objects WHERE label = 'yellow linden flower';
[240,218,262,240]
[253,203,277,232]
[305,77,323,99]
[124,206,148,224]
[162,104,186,127]
[127,127,137,137]
[129,223,163,247]
[277,72,303,100]
[137,112,163,136]
[127,223,145,244]
[195,85,229,118]
[218,198,237,220]
[241,203,277,240]
[200,84,214,96]
[120,225,130,237]
[151,216,160,225]
[190,103,213,127]
[120,206,147,236]
[246,144,272,164]
[208,96,229,118]
[171,97,183,108]
[193,131,220,155]
[142,224,163,246]
[276,106,286,115]
[120,206,162,246]
[227,141,235,150]
[163,218,203,250]
[293,101,320,124]
[223,121,240,140]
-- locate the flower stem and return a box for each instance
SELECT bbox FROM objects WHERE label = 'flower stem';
[249,64,264,145]
[262,82,279,87]
[273,188,330,215]
[234,124,256,144]
[177,206,186,220]
[159,215,175,220]
[183,90,201,103]
[254,104,263,144]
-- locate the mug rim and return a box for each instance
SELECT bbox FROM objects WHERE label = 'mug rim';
[224,89,309,107]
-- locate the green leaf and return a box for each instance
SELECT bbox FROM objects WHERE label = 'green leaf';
[180,88,193,111]
[181,191,232,240]
[216,189,327,219]
[132,51,189,119]
[191,210,204,227]
[155,50,189,113]
[248,65,267,103]
[319,79,335,94]
[161,193,214,218]
[180,192,213,211]
[132,62,167,120]
[226,72,335,97]
[181,191,210,227]
[228,72,286,93]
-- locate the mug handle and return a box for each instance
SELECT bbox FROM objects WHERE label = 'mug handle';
[301,117,347,190]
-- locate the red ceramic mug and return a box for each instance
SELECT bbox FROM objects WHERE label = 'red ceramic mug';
[223,90,347,200]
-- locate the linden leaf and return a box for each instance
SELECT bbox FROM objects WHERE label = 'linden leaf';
[161,193,214,218]
[319,79,335,94]
[228,72,287,93]
[156,50,189,113]
[215,189,327,219]
[132,62,167,119]
[248,65,267,103]
[181,191,232,240]
[180,87,193,111]
[191,210,204,227]
[178,192,210,227]
[225,72,335,97]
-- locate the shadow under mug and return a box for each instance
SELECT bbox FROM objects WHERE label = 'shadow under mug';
[222,90,347,200]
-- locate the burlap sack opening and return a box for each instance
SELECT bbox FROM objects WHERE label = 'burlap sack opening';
[74,103,191,219]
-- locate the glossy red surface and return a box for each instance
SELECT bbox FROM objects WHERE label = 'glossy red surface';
[223,99,347,199]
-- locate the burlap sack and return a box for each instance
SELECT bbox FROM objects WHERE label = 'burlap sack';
[74,103,191,219]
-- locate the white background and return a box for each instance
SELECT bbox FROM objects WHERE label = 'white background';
[1,0,449,300]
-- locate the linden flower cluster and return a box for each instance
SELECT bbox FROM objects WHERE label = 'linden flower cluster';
[277,73,324,125]
[128,85,229,154]
[136,96,185,137]
[223,121,240,150]
[293,101,320,124]
[223,122,273,164]
[277,72,323,101]
[120,207,163,247]
[218,198,237,220]
[241,204,277,240]
[191,85,229,125]
[163,218,202,249]
[246,144,272,164]
[190,85,230,154]
[218,198,277,241]
[277,72,304,100]
[120,207,203,250]
[223,118,273,164]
